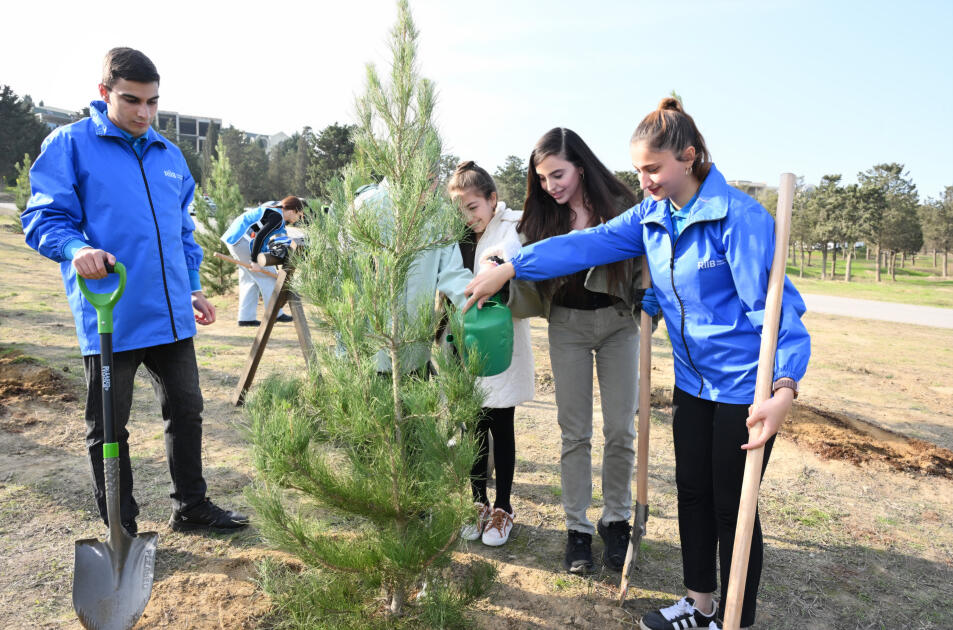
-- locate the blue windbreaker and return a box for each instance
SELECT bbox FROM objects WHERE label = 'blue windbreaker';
[220,204,289,255]
[511,164,810,404]
[22,101,201,355]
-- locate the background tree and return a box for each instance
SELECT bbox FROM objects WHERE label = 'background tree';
[200,121,221,185]
[12,154,32,234]
[307,122,357,201]
[614,170,645,205]
[807,175,843,280]
[922,186,953,277]
[842,183,886,282]
[0,85,49,184]
[493,155,528,209]
[192,138,244,295]
[221,127,270,203]
[437,152,460,187]
[267,134,298,201]
[246,1,492,625]
[858,163,919,281]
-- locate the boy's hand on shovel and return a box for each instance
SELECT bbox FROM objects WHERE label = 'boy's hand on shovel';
[73,247,116,279]
[743,388,795,451]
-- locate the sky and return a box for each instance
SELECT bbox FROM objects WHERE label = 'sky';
[2,0,951,198]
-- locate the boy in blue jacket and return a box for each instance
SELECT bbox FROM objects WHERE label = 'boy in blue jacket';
[466,98,810,630]
[22,48,247,535]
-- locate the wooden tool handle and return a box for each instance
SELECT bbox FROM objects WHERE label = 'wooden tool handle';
[636,258,652,504]
[213,251,278,279]
[722,173,796,629]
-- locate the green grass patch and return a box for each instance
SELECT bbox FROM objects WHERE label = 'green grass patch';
[787,252,953,308]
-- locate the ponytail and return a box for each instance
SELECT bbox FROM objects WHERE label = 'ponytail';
[631,97,711,178]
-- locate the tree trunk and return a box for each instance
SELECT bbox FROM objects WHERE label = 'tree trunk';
[934,248,938,267]
[807,250,813,266]
[865,246,870,261]
[875,243,882,282]
[820,248,828,280]
[944,250,949,278]
[901,252,905,268]
[831,246,837,280]
[890,252,897,281]
[799,244,805,277]
[845,250,853,282]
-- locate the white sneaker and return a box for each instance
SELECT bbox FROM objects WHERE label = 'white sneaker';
[461,502,491,541]
[481,507,515,546]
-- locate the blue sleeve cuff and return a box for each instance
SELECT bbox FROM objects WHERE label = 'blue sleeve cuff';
[188,269,202,293]
[64,239,91,260]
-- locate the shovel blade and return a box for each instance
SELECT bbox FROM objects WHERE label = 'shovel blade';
[618,502,649,605]
[73,531,157,630]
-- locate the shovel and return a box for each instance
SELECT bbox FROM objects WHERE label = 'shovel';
[619,258,652,605]
[73,261,158,630]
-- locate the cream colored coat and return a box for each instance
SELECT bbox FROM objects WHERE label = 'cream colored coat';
[473,203,535,408]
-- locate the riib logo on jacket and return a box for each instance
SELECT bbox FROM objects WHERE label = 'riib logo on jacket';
[164,169,183,181]
[698,258,727,270]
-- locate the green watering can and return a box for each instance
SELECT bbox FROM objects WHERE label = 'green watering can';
[447,296,513,377]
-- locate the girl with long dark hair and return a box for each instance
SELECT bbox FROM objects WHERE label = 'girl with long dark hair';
[504,128,649,574]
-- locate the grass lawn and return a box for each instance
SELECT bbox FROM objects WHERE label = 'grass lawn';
[787,248,953,309]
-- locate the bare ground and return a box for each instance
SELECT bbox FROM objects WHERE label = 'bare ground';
[1,223,952,629]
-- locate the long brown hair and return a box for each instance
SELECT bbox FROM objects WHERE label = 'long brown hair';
[631,97,711,180]
[519,127,638,297]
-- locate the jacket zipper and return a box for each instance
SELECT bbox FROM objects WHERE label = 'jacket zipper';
[666,224,705,397]
[134,150,179,341]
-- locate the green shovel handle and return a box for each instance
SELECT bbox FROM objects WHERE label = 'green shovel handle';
[77,262,126,334]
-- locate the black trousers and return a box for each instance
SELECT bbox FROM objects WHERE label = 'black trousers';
[470,406,515,512]
[672,386,774,628]
[83,338,207,525]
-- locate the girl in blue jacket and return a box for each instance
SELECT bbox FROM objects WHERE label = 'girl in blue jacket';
[221,196,304,325]
[465,98,810,630]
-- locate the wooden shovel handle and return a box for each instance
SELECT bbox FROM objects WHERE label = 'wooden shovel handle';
[636,258,652,504]
[213,251,278,279]
[722,173,796,629]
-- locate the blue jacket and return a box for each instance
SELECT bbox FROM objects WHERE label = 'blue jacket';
[22,101,201,355]
[221,204,289,256]
[511,164,810,404]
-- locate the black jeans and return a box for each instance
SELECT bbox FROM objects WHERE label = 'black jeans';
[83,338,207,525]
[470,406,516,513]
[672,386,774,628]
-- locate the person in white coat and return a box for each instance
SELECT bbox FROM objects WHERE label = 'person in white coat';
[448,161,534,546]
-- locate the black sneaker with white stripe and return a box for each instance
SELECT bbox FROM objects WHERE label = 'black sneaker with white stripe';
[639,597,717,630]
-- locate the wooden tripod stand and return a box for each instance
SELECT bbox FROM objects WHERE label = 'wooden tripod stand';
[232,255,314,406]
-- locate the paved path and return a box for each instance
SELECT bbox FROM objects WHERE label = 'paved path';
[802,293,953,329]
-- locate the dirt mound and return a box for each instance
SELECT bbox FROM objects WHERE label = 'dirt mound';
[0,350,74,403]
[787,403,953,478]
[137,552,272,629]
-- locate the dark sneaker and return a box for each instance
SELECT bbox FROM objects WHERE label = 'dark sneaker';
[238,320,260,327]
[276,313,293,323]
[563,530,594,574]
[639,597,717,630]
[597,518,631,571]
[169,498,249,532]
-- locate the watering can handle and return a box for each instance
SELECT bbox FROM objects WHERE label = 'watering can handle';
[77,262,127,334]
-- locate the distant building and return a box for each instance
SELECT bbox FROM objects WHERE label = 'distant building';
[727,180,777,198]
[245,131,290,153]
[34,105,76,130]
[155,111,223,152]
